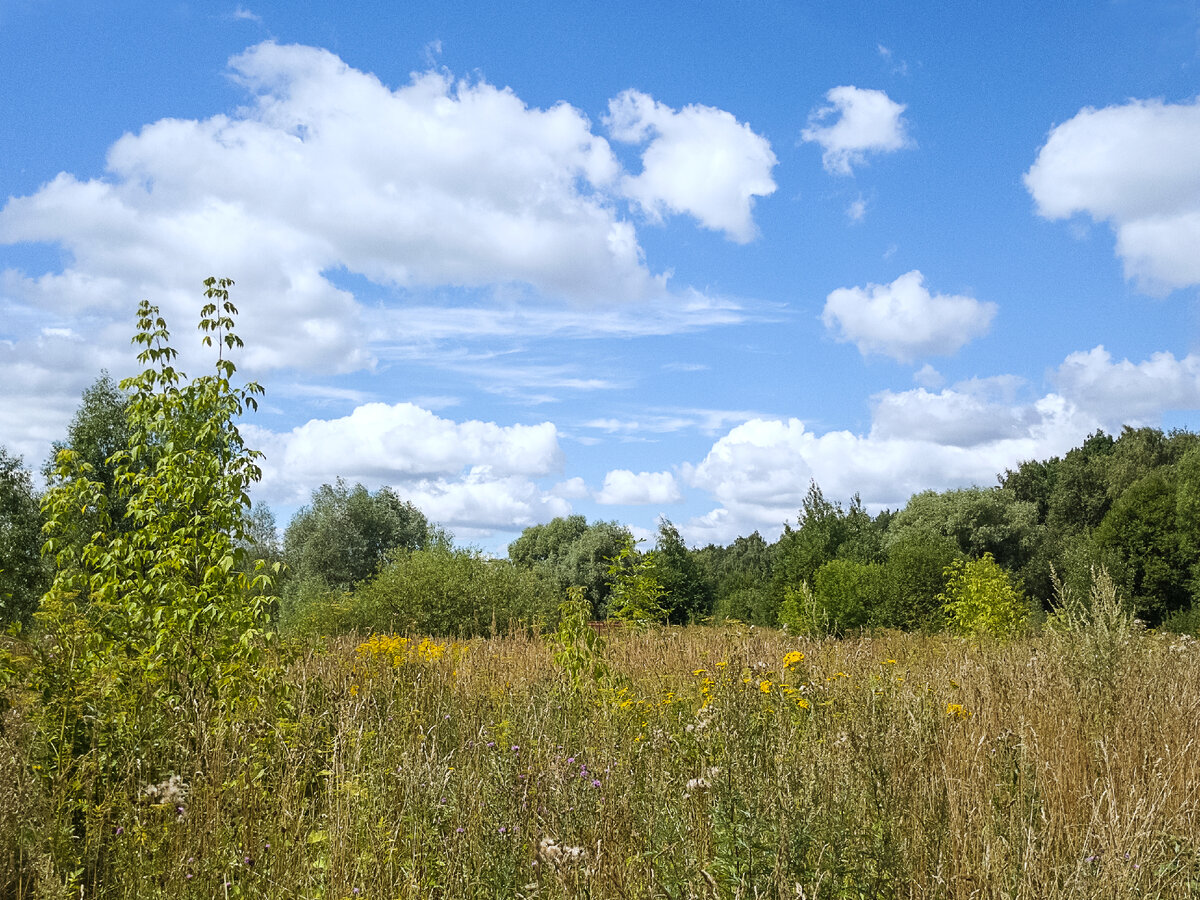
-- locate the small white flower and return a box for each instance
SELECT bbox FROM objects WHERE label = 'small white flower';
[141,774,189,818]
[537,837,586,870]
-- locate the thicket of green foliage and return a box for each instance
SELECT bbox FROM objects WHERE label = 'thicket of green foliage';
[507,515,630,617]
[0,447,48,627]
[291,545,560,637]
[676,426,1200,637]
[7,419,1200,643]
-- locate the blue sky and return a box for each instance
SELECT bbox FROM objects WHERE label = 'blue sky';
[2,0,1199,552]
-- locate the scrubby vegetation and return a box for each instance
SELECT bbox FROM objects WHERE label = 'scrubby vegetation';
[4,606,1200,897]
[2,282,1200,897]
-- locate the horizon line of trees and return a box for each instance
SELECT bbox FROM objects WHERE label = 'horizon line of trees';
[4,372,1200,637]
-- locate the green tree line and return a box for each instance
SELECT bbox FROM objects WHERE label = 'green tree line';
[4,355,1200,639]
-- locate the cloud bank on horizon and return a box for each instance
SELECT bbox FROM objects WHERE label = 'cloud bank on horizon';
[2,4,1199,551]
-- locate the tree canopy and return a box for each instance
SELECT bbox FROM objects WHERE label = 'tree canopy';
[0,446,48,627]
[283,479,433,593]
[508,515,630,617]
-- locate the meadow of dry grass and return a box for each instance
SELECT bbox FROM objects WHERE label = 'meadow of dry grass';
[3,620,1200,899]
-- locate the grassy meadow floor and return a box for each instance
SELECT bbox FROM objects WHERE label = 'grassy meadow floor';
[3,623,1200,898]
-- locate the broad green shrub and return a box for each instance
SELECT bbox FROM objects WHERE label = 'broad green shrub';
[778,560,885,636]
[1161,603,1200,636]
[876,532,959,631]
[352,546,560,636]
[812,558,882,634]
[938,553,1030,640]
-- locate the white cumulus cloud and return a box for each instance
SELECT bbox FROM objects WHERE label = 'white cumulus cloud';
[679,403,1094,546]
[0,43,683,389]
[1025,97,1200,292]
[402,474,572,531]
[606,90,778,243]
[801,86,913,175]
[821,270,996,362]
[248,402,561,489]
[869,381,1041,447]
[595,469,682,505]
[238,404,573,534]
[1053,346,1200,424]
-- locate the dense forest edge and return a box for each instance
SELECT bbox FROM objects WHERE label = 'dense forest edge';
[2,283,1200,897]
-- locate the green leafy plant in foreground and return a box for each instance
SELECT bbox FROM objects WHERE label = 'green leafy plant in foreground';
[606,537,667,627]
[549,586,616,697]
[31,278,281,891]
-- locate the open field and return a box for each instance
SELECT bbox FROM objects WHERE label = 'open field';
[3,623,1200,899]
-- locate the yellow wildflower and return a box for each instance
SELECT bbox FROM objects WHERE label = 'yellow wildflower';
[946,703,969,719]
[759,680,771,694]
[783,650,804,668]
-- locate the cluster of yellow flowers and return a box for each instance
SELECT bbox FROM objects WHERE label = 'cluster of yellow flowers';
[354,634,468,667]
[684,652,821,713]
